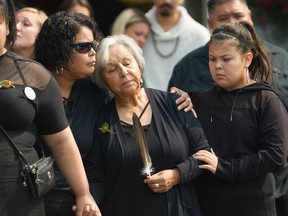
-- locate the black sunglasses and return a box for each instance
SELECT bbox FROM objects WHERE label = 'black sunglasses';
[73,41,97,53]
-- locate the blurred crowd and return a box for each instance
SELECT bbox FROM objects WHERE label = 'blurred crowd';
[1,0,288,216]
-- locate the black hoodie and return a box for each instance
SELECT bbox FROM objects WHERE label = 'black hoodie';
[194,82,288,216]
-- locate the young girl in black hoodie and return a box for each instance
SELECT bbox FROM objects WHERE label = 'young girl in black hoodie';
[194,22,288,216]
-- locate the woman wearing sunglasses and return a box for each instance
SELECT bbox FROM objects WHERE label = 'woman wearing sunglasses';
[34,11,105,216]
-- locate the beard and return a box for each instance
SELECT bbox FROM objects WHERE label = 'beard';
[159,3,173,17]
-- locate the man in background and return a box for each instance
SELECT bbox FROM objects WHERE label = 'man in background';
[142,0,210,91]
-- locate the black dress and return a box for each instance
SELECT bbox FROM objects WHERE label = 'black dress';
[44,77,106,216]
[0,51,68,215]
[89,89,211,216]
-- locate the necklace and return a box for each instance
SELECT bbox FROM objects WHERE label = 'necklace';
[151,32,180,58]
[120,101,150,126]
[120,101,151,139]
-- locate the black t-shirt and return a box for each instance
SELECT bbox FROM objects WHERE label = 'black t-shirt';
[0,51,68,182]
[52,77,106,189]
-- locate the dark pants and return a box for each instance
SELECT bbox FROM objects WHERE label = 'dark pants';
[44,189,75,216]
[276,193,288,216]
[274,162,288,216]
[0,177,45,216]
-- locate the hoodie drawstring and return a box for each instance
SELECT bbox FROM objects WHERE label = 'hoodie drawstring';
[229,90,241,121]
[210,88,241,122]
[210,88,220,123]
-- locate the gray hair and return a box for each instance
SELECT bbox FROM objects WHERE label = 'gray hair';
[92,34,145,90]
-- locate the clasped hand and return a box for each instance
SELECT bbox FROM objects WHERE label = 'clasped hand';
[170,87,195,114]
[72,194,102,216]
[193,149,218,174]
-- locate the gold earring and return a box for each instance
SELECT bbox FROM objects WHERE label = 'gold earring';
[56,67,64,76]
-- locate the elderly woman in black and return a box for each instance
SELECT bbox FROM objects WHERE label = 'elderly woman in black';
[90,34,210,216]
[0,0,100,215]
[34,11,193,216]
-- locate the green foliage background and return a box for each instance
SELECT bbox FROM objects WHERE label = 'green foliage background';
[249,0,288,51]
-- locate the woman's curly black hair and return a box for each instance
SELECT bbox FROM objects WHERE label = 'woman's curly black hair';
[35,11,103,71]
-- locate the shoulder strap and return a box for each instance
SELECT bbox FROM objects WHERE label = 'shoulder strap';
[9,52,39,119]
[0,124,29,165]
[10,53,27,85]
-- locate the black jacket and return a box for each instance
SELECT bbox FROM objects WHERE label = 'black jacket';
[265,42,288,110]
[194,82,288,216]
[90,89,210,216]
[168,43,212,101]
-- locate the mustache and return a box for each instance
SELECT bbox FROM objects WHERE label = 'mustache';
[159,3,173,10]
